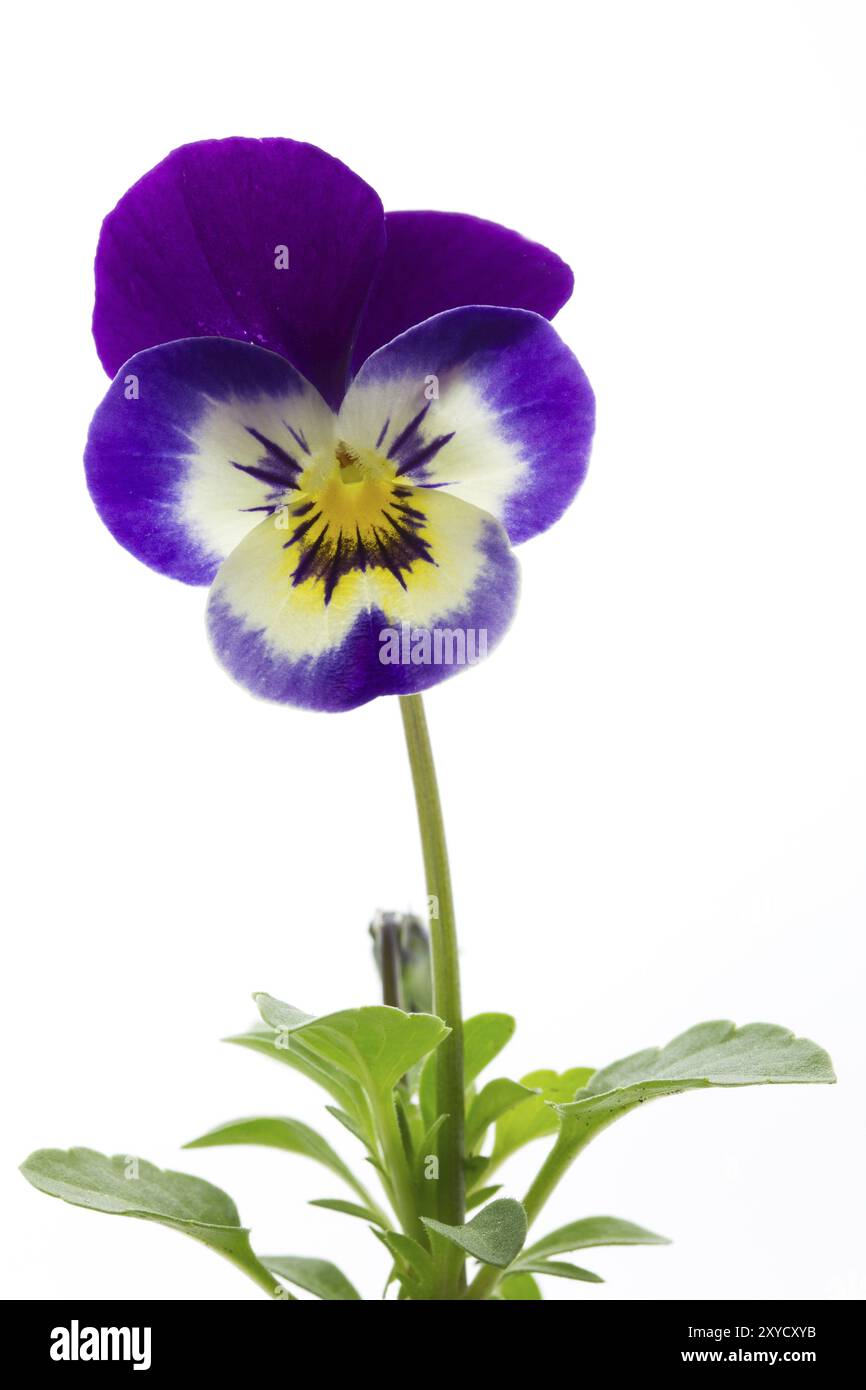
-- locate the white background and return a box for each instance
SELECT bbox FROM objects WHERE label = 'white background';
[3,0,864,1302]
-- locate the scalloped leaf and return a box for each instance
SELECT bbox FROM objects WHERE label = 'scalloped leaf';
[422,1197,527,1268]
[263,1255,360,1301]
[584,1021,834,1096]
[254,995,448,1100]
[20,1148,279,1296]
[555,1022,836,1157]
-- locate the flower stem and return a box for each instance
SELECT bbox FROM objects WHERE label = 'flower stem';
[399,694,465,1294]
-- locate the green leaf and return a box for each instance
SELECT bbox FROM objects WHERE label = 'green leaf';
[413,1114,449,1216]
[488,1067,594,1172]
[523,1067,596,1103]
[422,1197,527,1268]
[263,1255,360,1301]
[396,1090,424,1157]
[325,1105,370,1147]
[461,1014,517,1083]
[499,1271,542,1300]
[464,1154,490,1187]
[414,1113,448,1171]
[382,1231,435,1283]
[370,1228,435,1298]
[20,1148,279,1297]
[466,1078,538,1153]
[586,1020,834,1094]
[555,1022,836,1155]
[419,1013,516,1128]
[254,994,448,1100]
[225,1027,365,1123]
[183,1116,367,1201]
[515,1259,603,1284]
[524,1215,670,1261]
[308,1197,386,1227]
[466,1184,503,1212]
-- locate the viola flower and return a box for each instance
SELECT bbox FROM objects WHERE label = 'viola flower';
[85,139,595,711]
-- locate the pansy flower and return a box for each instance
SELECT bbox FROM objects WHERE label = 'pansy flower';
[85,138,595,711]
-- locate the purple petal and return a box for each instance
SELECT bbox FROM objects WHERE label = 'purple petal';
[340,306,594,545]
[93,138,385,409]
[84,337,334,585]
[351,210,574,372]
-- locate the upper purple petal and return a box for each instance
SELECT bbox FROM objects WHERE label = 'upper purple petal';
[351,210,574,372]
[93,138,385,410]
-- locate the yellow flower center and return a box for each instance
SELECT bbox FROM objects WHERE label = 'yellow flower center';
[279,440,435,604]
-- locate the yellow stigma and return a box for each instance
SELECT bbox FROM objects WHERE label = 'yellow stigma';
[297,439,399,535]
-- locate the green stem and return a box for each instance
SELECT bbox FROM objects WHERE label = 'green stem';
[399,694,466,1295]
[466,1128,584,1299]
[521,1132,576,1227]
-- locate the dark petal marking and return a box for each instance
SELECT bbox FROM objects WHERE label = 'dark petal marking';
[395,431,456,478]
[83,335,322,587]
[323,532,344,606]
[283,510,323,547]
[291,525,329,584]
[284,477,442,602]
[232,459,300,491]
[375,416,390,450]
[372,527,409,589]
[382,504,423,535]
[348,304,595,544]
[284,421,311,455]
[392,500,428,522]
[244,426,302,474]
[386,403,431,460]
[382,510,437,564]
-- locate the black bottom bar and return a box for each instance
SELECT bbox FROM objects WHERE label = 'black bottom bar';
[1,1298,860,1373]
